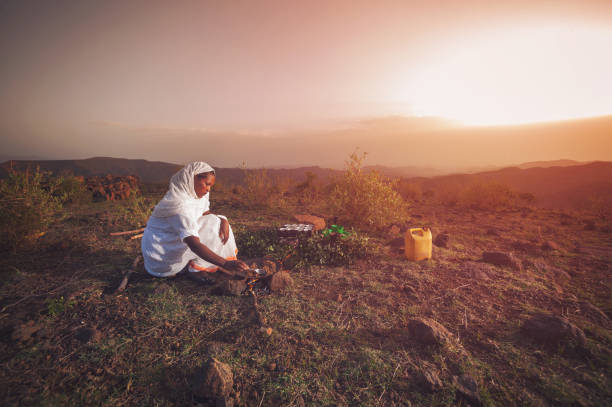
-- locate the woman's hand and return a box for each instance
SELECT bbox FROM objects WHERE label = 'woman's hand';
[223,260,249,276]
[219,217,230,244]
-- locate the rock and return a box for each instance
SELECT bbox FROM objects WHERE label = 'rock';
[511,240,539,254]
[541,240,562,251]
[193,358,234,400]
[486,228,499,236]
[407,318,452,346]
[463,261,492,280]
[11,321,42,343]
[266,271,294,293]
[262,259,277,275]
[433,233,450,248]
[521,313,586,347]
[389,224,401,236]
[75,327,101,343]
[86,174,140,201]
[482,251,522,270]
[293,214,326,231]
[420,369,443,392]
[213,279,247,296]
[583,220,596,231]
[453,375,482,406]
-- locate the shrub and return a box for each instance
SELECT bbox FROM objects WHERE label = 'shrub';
[460,182,517,210]
[0,168,64,251]
[240,167,292,210]
[396,180,422,201]
[56,175,92,205]
[234,226,373,268]
[112,195,154,228]
[291,231,372,268]
[327,151,408,231]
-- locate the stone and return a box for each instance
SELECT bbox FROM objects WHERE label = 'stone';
[486,228,499,236]
[75,327,101,343]
[266,271,294,293]
[511,240,539,254]
[482,251,522,270]
[521,313,586,347]
[213,279,247,296]
[86,174,140,201]
[262,259,277,275]
[193,358,234,400]
[463,261,492,280]
[453,375,482,406]
[433,233,450,248]
[407,318,452,346]
[293,214,326,231]
[389,224,401,236]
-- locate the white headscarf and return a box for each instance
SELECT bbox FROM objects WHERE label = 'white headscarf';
[151,161,215,218]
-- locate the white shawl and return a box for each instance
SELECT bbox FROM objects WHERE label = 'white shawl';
[151,161,215,218]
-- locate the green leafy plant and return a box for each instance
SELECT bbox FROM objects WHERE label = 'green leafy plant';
[234,226,373,268]
[321,224,349,237]
[327,150,409,231]
[46,296,75,317]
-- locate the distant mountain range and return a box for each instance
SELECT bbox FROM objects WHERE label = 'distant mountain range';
[1,157,610,209]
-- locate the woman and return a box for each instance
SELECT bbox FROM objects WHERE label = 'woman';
[141,161,249,280]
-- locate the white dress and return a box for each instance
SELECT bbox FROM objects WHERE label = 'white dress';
[141,194,238,277]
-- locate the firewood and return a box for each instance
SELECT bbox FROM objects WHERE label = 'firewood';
[109,227,145,236]
[114,256,142,293]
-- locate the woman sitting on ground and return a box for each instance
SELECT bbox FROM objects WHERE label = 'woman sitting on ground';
[141,161,249,281]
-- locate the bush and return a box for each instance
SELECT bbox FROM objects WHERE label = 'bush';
[112,195,154,228]
[291,231,372,268]
[460,182,517,210]
[56,175,92,205]
[396,180,422,201]
[0,168,63,251]
[234,226,373,268]
[327,151,408,231]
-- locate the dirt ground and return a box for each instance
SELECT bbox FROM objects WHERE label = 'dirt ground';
[0,194,610,406]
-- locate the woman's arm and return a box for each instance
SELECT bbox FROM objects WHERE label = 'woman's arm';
[202,211,230,244]
[183,236,249,275]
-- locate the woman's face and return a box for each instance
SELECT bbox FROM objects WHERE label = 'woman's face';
[194,172,215,198]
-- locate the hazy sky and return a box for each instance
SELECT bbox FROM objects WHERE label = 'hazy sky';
[1,0,611,166]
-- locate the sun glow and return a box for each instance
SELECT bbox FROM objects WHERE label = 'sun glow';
[399,23,612,126]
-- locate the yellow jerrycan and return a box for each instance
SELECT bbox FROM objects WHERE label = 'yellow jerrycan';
[405,227,432,261]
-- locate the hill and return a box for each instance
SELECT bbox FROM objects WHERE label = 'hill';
[2,157,611,210]
[411,161,612,209]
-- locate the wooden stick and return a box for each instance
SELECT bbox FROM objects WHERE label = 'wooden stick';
[115,256,142,293]
[129,233,144,240]
[115,270,134,293]
[110,227,145,236]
